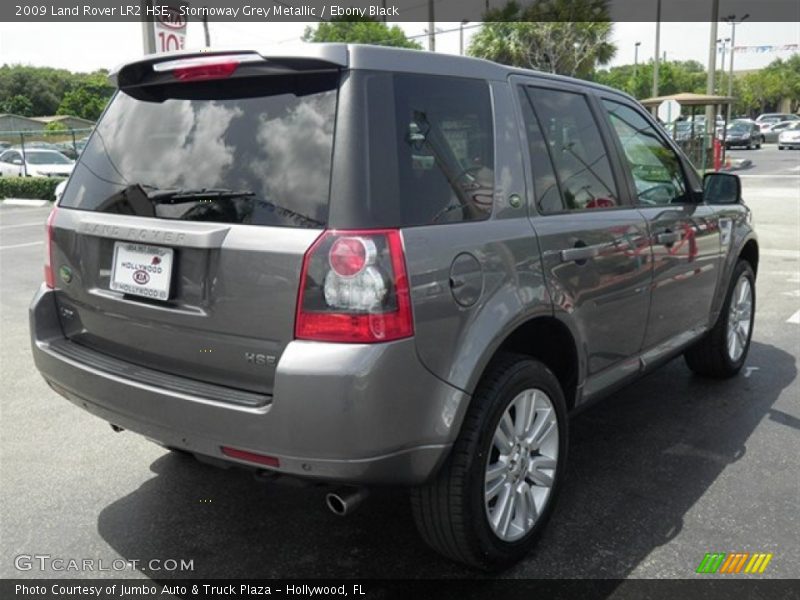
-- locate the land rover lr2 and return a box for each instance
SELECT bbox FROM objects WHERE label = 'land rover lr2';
[30,45,757,569]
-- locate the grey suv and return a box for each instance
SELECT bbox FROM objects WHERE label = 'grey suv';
[30,45,757,569]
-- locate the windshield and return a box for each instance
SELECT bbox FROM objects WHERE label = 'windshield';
[25,151,71,165]
[59,73,338,228]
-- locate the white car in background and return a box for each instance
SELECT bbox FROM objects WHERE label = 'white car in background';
[0,148,75,177]
[756,113,800,134]
[777,122,800,150]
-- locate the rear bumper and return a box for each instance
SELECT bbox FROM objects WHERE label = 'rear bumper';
[724,139,753,147]
[30,286,469,485]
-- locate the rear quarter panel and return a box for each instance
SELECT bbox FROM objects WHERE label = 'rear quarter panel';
[405,81,553,394]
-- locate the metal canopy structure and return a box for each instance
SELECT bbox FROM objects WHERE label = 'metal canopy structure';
[640,93,736,171]
[640,92,734,108]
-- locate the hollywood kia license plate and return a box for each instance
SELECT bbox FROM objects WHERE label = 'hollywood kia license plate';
[110,242,174,301]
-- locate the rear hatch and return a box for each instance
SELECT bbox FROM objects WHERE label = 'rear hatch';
[51,52,341,395]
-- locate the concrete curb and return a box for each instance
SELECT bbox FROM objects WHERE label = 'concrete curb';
[0,198,51,207]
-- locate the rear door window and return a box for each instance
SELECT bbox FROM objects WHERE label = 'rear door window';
[59,73,338,228]
[524,87,619,212]
[516,86,563,214]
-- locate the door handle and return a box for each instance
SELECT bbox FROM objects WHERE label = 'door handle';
[560,244,598,264]
[656,231,682,246]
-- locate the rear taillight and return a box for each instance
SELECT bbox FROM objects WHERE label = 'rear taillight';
[44,206,57,288]
[295,230,414,343]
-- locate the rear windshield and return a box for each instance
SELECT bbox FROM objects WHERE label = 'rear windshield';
[60,73,338,229]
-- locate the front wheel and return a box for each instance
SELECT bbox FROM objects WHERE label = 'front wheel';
[411,354,568,570]
[685,260,755,378]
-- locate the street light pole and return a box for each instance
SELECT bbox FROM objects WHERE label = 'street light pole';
[460,20,470,55]
[202,12,211,47]
[652,0,661,101]
[726,13,749,122]
[634,41,641,79]
[717,38,730,94]
[705,0,720,172]
[428,0,435,51]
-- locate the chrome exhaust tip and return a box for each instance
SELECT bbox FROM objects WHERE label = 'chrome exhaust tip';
[325,487,369,517]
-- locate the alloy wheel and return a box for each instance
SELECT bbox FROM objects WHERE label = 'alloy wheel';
[484,388,559,542]
[727,274,753,362]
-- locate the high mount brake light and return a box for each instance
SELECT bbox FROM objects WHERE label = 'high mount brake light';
[152,53,265,82]
[173,61,239,81]
[295,230,414,344]
[44,206,57,289]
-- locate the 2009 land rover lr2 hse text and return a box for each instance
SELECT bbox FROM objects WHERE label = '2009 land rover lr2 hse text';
[30,44,757,569]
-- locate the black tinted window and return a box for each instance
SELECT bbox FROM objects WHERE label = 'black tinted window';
[346,72,494,227]
[526,87,619,211]
[517,86,563,213]
[60,74,338,228]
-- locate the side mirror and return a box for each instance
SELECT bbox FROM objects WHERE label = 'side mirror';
[11,158,23,165]
[704,172,741,205]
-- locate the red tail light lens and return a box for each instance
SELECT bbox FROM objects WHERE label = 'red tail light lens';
[295,230,414,343]
[329,236,370,277]
[44,206,57,288]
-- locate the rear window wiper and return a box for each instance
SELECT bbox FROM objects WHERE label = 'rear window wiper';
[144,187,255,204]
[138,185,325,227]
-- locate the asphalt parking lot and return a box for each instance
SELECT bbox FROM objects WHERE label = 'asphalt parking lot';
[1,145,798,581]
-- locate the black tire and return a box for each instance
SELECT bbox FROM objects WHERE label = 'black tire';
[411,354,568,570]
[684,260,755,378]
[778,146,784,150]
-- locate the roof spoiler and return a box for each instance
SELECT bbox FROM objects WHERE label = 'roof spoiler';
[109,45,349,89]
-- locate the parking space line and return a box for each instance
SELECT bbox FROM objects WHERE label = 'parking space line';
[0,241,44,250]
[739,174,800,179]
[760,249,800,259]
[0,208,53,216]
[0,221,43,230]
[788,310,800,325]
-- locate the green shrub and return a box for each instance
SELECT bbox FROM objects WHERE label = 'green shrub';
[0,176,65,200]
